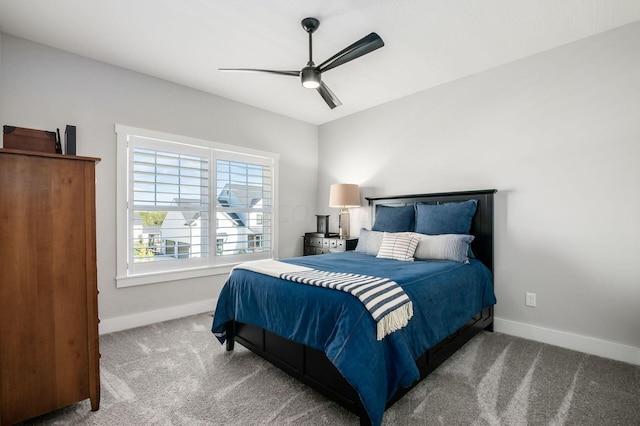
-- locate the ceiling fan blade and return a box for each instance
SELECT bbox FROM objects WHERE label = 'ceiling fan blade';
[316,82,342,109]
[219,68,300,77]
[318,32,384,73]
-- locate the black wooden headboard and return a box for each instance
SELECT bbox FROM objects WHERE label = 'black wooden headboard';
[366,189,497,273]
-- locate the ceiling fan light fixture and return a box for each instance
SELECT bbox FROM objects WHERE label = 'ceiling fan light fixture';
[220,17,384,108]
[301,67,321,89]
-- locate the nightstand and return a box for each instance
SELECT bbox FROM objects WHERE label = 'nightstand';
[303,233,358,256]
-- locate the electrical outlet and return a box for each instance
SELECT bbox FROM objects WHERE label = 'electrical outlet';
[525,292,536,307]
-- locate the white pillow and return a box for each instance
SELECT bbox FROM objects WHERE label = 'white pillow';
[376,232,419,262]
[412,233,475,263]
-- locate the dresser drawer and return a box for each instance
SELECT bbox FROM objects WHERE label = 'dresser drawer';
[303,234,358,256]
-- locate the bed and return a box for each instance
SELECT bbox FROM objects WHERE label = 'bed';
[211,189,497,425]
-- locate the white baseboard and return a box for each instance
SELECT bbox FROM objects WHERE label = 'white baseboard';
[99,307,639,366]
[99,299,217,335]
[494,317,640,366]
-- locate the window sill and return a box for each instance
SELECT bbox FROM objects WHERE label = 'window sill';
[116,264,235,288]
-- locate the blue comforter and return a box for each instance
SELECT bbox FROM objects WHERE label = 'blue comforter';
[211,252,496,425]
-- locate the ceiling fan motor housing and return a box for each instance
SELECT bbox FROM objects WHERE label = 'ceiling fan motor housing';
[301,66,321,88]
[301,17,320,33]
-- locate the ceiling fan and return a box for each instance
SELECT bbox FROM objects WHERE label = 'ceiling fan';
[219,17,384,109]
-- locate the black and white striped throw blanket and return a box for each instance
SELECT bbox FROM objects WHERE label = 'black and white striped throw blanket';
[233,260,413,340]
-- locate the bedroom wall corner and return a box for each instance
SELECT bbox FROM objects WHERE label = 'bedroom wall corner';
[0,33,319,329]
[317,22,640,362]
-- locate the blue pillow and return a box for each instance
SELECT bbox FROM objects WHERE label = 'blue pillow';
[414,199,478,235]
[372,204,415,232]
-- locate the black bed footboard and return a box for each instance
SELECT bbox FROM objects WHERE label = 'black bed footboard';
[225,306,493,425]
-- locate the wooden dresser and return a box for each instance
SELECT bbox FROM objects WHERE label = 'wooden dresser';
[0,149,100,425]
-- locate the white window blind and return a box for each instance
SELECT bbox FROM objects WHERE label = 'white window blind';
[116,125,278,286]
[128,137,211,275]
[215,159,272,257]
[132,146,209,261]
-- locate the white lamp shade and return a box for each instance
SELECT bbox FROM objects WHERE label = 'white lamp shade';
[329,184,360,208]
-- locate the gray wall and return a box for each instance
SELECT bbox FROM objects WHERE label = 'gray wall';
[0,34,318,326]
[2,21,638,363]
[318,23,640,360]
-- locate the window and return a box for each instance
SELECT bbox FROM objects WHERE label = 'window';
[248,234,262,252]
[116,125,278,287]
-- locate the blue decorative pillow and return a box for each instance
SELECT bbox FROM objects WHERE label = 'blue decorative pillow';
[414,199,478,235]
[372,205,415,232]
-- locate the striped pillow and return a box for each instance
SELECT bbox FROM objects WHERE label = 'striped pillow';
[376,232,419,262]
[413,233,474,263]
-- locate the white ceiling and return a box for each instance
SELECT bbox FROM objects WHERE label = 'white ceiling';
[1,1,639,125]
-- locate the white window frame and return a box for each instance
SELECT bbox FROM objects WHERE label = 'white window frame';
[116,124,279,287]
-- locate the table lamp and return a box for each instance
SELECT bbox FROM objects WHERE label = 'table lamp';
[329,183,360,239]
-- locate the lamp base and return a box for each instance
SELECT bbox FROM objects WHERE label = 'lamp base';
[338,208,350,239]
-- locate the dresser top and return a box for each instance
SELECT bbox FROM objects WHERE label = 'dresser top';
[0,148,101,163]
